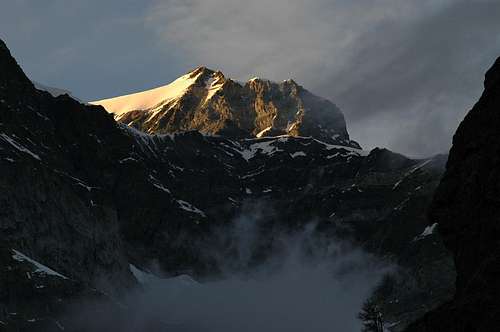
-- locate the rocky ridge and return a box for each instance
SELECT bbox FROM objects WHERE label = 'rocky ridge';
[91,67,359,148]
[0,38,453,331]
[405,56,500,332]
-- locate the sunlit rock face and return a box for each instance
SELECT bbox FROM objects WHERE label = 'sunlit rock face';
[91,67,359,148]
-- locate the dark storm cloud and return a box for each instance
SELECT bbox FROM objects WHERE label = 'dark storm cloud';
[1,0,499,156]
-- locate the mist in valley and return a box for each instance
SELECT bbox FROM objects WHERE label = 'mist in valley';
[69,205,390,332]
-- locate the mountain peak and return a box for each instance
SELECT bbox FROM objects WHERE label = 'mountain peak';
[187,66,216,79]
[90,66,231,118]
[0,38,36,103]
[91,67,359,148]
[283,78,300,87]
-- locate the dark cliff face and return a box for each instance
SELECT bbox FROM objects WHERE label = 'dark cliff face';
[0,39,454,331]
[0,39,134,290]
[405,57,500,332]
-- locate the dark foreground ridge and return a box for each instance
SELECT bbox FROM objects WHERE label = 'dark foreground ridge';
[0,38,453,331]
[405,57,500,331]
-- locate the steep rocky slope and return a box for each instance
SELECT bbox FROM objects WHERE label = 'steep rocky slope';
[405,57,500,331]
[91,67,359,148]
[0,38,453,331]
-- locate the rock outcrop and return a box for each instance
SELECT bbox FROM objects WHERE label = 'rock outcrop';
[405,57,500,331]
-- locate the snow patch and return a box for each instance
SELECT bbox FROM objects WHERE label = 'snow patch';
[53,169,94,192]
[130,264,198,288]
[12,250,68,279]
[240,168,265,179]
[148,175,171,194]
[393,159,433,190]
[130,264,162,284]
[177,200,206,217]
[414,223,438,241]
[90,69,205,116]
[327,153,341,159]
[119,157,137,163]
[290,151,307,158]
[256,126,272,138]
[238,139,284,161]
[0,134,41,160]
[204,75,225,104]
[119,124,160,157]
[421,223,438,237]
[393,198,410,211]
[316,139,368,156]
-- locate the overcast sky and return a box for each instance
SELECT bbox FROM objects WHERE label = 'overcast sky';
[1,0,500,157]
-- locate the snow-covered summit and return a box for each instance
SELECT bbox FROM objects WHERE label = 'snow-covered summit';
[90,67,360,148]
[90,66,223,118]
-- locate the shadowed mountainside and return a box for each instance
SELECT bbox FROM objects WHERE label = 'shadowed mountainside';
[0,38,453,331]
[405,56,500,332]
